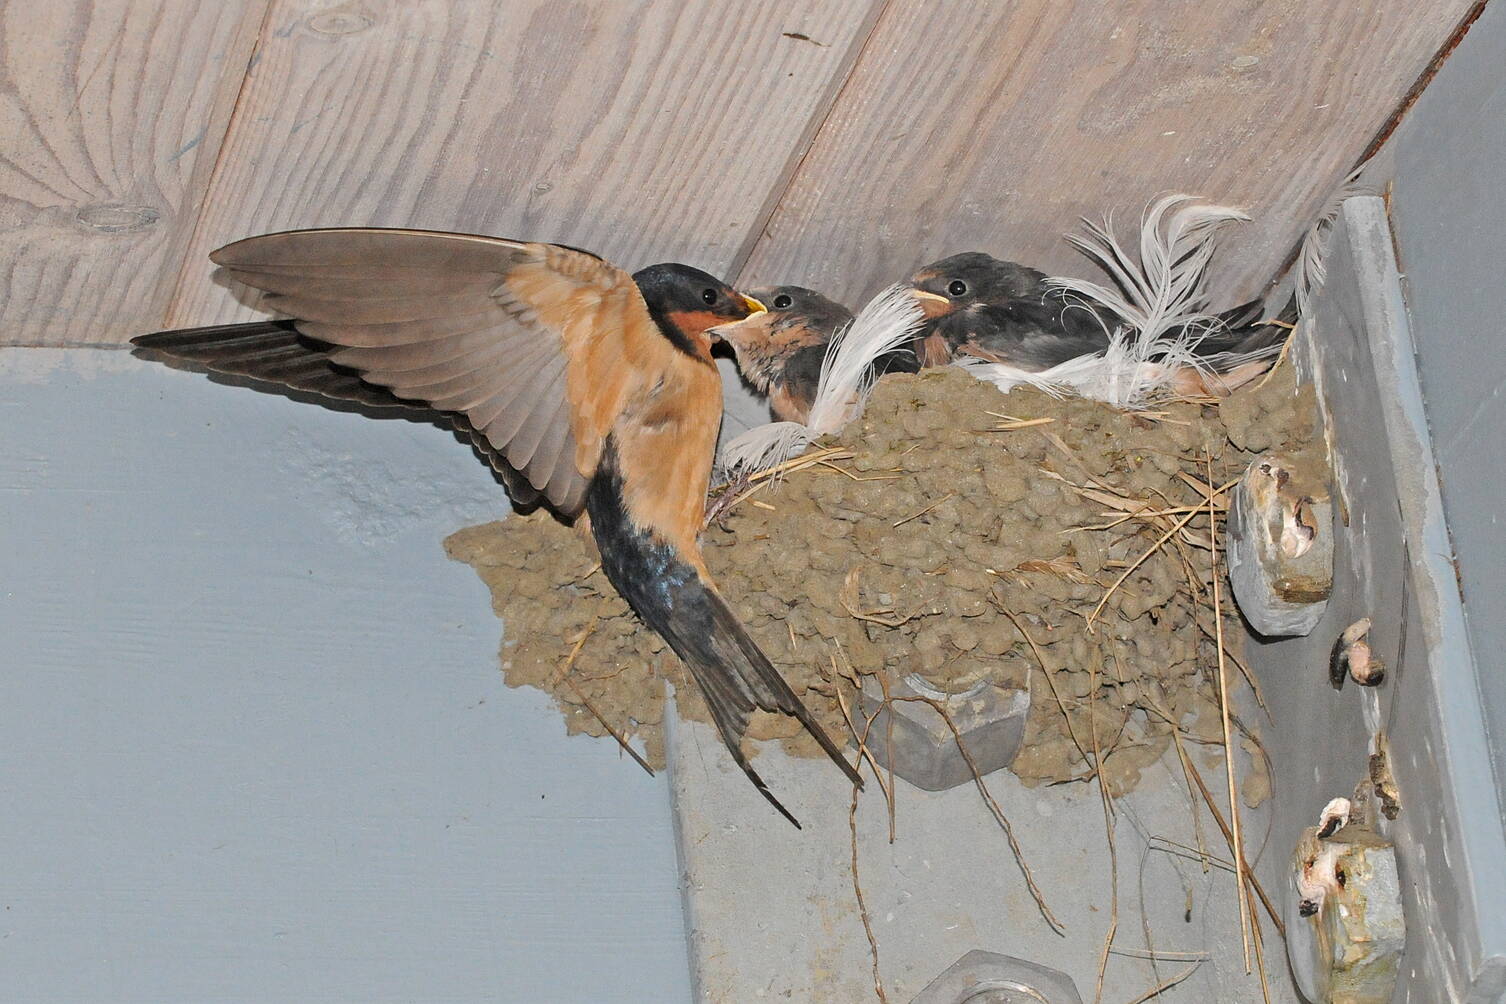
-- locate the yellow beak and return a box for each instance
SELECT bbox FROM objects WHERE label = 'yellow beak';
[741,294,768,315]
[910,288,952,318]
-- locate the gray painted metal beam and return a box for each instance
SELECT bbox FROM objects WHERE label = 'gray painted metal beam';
[1256,197,1506,1000]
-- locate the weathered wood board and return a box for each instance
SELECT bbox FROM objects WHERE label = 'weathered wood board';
[737,0,1480,305]
[0,0,1481,344]
[164,0,880,326]
[0,1,267,345]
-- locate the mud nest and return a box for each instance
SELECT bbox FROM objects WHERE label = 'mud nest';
[446,363,1318,799]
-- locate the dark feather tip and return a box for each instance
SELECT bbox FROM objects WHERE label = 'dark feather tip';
[748,766,802,829]
[1328,637,1348,691]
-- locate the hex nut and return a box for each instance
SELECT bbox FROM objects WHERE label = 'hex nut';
[854,670,1029,792]
[911,949,1083,1004]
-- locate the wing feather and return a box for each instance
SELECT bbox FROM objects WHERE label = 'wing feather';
[362,336,513,391]
[263,284,498,324]
[525,402,572,485]
[300,311,501,348]
[331,327,519,373]
[481,354,569,446]
[209,227,671,516]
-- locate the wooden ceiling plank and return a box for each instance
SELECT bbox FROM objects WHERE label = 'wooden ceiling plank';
[166,0,878,329]
[0,1,270,346]
[738,0,1479,308]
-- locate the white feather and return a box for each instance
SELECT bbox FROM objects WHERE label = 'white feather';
[1296,161,1375,319]
[954,327,1217,409]
[952,355,1079,398]
[716,284,925,478]
[1049,194,1248,343]
[984,194,1255,409]
[806,283,926,434]
[716,421,815,480]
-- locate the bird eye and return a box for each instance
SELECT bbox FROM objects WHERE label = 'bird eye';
[947,279,968,297]
[702,288,719,305]
[773,294,793,310]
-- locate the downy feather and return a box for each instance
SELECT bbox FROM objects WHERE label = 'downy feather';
[1295,161,1376,319]
[805,283,926,434]
[716,421,816,481]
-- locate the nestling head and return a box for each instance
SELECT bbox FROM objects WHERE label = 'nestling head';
[907,252,1040,319]
[707,284,852,392]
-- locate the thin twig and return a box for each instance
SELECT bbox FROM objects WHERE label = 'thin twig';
[744,446,849,484]
[989,416,1058,431]
[1108,946,1210,963]
[891,493,955,528]
[841,568,919,627]
[551,618,655,777]
[1147,836,1233,869]
[1207,454,1252,972]
[1146,836,1236,872]
[1087,506,1206,630]
[891,694,1064,934]
[879,670,897,843]
[1090,648,1119,1004]
[1248,876,1273,1004]
[1193,616,1270,717]
[850,781,888,1004]
[569,561,603,584]
[1176,749,1284,936]
[815,459,902,482]
[997,605,1095,777]
[842,692,890,1004]
[560,675,656,777]
[1171,728,1211,874]
[1123,962,1202,1003]
[834,677,896,832]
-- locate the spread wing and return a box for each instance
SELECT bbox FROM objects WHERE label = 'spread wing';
[204,227,671,517]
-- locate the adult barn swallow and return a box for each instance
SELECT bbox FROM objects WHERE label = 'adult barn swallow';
[132,227,862,824]
[905,252,1292,394]
[715,284,918,424]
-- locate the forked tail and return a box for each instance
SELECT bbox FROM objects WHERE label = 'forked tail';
[585,444,863,827]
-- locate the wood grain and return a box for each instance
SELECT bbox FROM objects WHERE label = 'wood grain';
[165,0,879,329]
[736,0,1479,307]
[0,1,267,345]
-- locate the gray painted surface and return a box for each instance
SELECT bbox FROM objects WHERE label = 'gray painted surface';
[0,350,690,1002]
[1385,0,1506,837]
[1248,199,1506,1000]
[668,707,1292,1002]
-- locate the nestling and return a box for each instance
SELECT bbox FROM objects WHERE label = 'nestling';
[905,251,1294,396]
[715,284,917,425]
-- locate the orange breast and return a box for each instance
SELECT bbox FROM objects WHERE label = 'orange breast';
[612,349,723,564]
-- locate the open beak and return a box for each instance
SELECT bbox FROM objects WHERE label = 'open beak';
[909,288,953,319]
[709,308,772,345]
[741,293,768,315]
